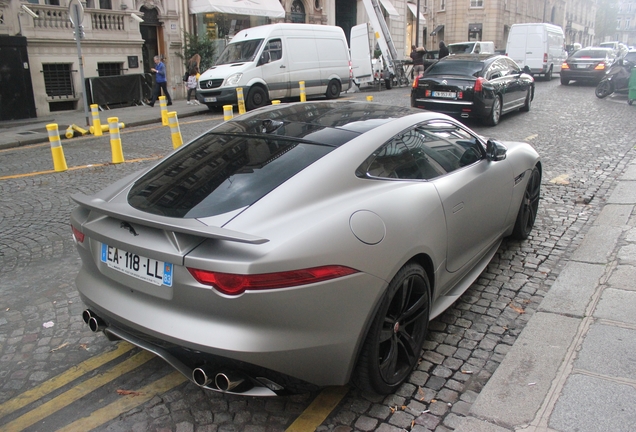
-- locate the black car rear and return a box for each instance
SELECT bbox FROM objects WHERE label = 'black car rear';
[560,48,616,85]
[411,54,534,126]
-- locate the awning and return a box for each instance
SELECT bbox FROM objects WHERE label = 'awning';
[406,3,426,24]
[189,0,285,18]
[430,24,444,36]
[379,0,400,18]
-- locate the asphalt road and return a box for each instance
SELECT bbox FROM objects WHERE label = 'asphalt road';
[1,79,635,432]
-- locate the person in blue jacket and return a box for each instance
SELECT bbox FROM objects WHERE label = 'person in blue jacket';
[148,55,172,107]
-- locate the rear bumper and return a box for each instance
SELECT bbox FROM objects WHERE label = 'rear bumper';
[411,94,490,119]
[561,69,605,83]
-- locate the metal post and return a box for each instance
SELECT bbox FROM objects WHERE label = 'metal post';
[71,4,90,127]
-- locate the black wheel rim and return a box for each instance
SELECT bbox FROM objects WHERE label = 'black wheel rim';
[378,274,429,384]
[520,169,541,234]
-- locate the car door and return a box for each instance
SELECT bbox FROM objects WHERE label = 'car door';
[418,120,514,273]
[504,57,531,108]
[486,58,514,109]
[259,38,289,100]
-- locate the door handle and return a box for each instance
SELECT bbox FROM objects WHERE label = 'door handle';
[280,65,286,68]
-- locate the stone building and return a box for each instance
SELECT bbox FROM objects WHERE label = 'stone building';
[615,0,635,46]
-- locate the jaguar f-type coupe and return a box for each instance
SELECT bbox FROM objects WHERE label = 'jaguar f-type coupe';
[71,101,541,396]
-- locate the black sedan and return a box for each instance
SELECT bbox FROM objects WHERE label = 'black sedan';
[411,54,534,126]
[560,47,616,85]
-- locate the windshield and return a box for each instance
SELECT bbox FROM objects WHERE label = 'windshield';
[215,39,264,65]
[571,49,613,59]
[448,43,475,54]
[425,60,484,77]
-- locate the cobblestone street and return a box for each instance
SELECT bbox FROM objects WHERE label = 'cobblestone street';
[1,78,635,431]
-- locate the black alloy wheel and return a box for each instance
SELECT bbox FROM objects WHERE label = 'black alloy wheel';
[512,166,541,240]
[354,263,430,394]
[595,80,613,99]
[486,95,502,126]
[246,86,268,110]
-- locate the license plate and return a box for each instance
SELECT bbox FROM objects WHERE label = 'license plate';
[204,97,217,102]
[576,64,588,69]
[432,91,457,98]
[101,243,173,287]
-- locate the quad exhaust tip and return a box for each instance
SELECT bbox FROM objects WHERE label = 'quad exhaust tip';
[192,367,253,392]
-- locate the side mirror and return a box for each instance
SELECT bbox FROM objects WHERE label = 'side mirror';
[486,139,507,161]
[523,65,531,75]
[259,51,270,65]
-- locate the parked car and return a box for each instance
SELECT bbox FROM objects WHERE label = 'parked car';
[560,47,617,85]
[411,53,534,126]
[505,23,567,80]
[71,101,541,397]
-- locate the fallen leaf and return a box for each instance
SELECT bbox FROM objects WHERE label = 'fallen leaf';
[117,389,143,396]
[509,303,525,314]
[50,342,69,352]
[79,344,88,350]
[411,420,415,429]
[431,399,437,403]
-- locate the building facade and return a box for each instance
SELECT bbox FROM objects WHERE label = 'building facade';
[615,0,636,46]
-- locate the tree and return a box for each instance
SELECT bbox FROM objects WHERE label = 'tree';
[595,0,618,42]
[177,32,217,73]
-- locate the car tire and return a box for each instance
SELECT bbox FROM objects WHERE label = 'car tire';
[353,263,430,395]
[246,86,268,110]
[511,166,541,240]
[544,66,553,81]
[485,95,502,126]
[560,77,570,85]
[521,89,532,112]
[325,79,341,99]
[385,77,393,90]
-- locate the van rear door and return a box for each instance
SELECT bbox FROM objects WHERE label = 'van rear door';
[506,27,528,68]
[524,26,546,72]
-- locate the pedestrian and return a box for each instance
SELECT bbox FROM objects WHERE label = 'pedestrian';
[438,41,450,59]
[410,45,426,77]
[187,53,201,76]
[148,55,172,107]
[186,71,200,105]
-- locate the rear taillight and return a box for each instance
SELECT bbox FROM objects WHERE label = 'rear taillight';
[594,63,606,70]
[561,63,569,69]
[543,53,548,62]
[412,75,420,88]
[188,265,359,295]
[71,225,84,243]
[474,77,486,92]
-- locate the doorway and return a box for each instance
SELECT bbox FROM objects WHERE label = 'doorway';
[336,0,357,45]
[0,35,37,120]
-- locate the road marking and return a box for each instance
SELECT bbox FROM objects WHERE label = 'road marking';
[2,350,154,430]
[0,156,163,181]
[285,386,349,432]
[524,134,538,141]
[0,342,133,418]
[57,370,187,432]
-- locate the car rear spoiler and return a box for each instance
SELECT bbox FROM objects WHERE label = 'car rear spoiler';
[71,193,269,245]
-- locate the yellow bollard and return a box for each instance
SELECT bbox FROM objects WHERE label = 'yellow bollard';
[366,95,374,102]
[272,100,281,105]
[108,117,124,164]
[223,105,234,121]
[65,125,75,139]
[46,124,68,172]
[72,124,89,136]
[90,122,124,135]
[159,96,168,126]
[90,104,102,136]
[168,111,183,149]
[236,88,246,115]
[299,81,306,102]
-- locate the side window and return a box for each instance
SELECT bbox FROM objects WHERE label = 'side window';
[263,39,283,63]
[413,121,485,173]
[357,121,484,181]
[505,57,521,73]
[486,59,507,79]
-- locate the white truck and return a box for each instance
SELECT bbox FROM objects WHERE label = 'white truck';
[196,23,351,110]
[505,23,566,80]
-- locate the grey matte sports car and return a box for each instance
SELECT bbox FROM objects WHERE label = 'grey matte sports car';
[71,101,541,396]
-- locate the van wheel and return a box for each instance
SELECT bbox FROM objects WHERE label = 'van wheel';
[246,86,268,110]
[326,79,341,99]
[544,66,553,81]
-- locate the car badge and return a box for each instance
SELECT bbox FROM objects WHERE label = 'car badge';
[205,81,214,88]
[120,221,139,236]
[441,80,448,85]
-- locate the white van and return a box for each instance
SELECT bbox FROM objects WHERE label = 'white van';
[505,23,566,80]
[197,24,351,110]
[448,41,495,55]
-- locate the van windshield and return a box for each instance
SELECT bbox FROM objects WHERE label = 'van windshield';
[215,39,264,65]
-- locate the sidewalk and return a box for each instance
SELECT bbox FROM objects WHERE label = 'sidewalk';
[456,156,636,432]
[0,101,210,150]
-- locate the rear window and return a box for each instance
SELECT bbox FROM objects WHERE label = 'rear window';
[127,134,333,218]
[448,43,475,54]
[571,49,611,59]
[425,60,484,77]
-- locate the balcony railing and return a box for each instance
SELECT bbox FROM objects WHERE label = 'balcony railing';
[26,4,129,35]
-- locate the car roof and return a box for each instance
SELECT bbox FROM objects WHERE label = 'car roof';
[440,53,500,62]
[210,101,423,147]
